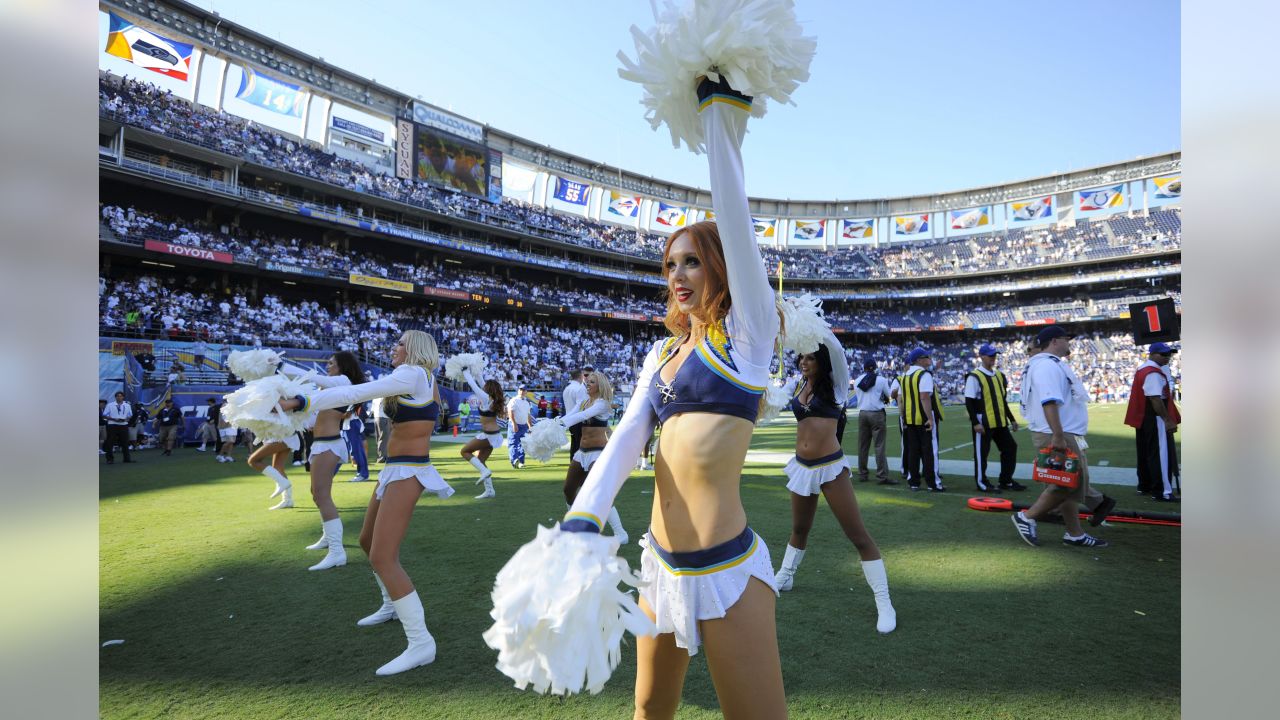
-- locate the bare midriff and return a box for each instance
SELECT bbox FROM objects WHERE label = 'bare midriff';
[795,416,841,459]
[649,412,753,552]
[386,419,434,457]
[313,408,344,437]
[579,426,610,450]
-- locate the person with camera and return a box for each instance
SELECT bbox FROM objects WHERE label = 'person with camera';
[1010,327,1108,548]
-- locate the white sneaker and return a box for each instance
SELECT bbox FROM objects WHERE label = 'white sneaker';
[292,460,303,466]
[349,475,369,482]
[99,449,106,455]
[196,447,207,452]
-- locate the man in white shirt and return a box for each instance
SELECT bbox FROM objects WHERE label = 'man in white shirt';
[1011,326,1108,548]
[561,366,591,456]
[102,391,134,464]
[506,387,532,469]
[852,359,894,484]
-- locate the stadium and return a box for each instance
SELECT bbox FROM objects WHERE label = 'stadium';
[98,1,1180,718]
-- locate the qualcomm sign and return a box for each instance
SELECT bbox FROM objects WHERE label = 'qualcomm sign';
[411,101,484,144]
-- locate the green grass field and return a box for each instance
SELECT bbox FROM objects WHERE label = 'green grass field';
[101,408,1179,719]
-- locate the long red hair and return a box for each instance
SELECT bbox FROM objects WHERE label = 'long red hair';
[661,221,731,338]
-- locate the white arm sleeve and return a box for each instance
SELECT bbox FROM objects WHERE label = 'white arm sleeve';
[821,330,850,406]
[560,398,609,429]
[563,343,661,532]
[703,96,778,365]
[280,362,352,389]
[301,364,420,413]
[462,370,492,410]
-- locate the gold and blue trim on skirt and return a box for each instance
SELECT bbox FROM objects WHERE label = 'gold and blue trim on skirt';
[646,526,759,577]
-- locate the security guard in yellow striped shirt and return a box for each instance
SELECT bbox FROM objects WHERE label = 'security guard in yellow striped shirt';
[964,344,1027,493]
[890,348,945,492]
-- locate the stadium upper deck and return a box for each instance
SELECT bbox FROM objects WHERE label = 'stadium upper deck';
[98,70,1180,288]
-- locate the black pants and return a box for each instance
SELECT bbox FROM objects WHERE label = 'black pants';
[1135,415,1179,498]
[903,424,939,489]
[974,425,1018,490]
[103,425,131,462]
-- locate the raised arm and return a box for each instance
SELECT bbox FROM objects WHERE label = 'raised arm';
[562,343,661,533]
[699,78,778,359]
[560,398,609,429]
[462,369,491,410]
[821,330,850,407]
[295,364,421,414]
[280,362,352,389]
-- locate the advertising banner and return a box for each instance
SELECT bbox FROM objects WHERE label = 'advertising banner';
[349,274,414,293]
[259,260,328,278]
[144,239,233,264]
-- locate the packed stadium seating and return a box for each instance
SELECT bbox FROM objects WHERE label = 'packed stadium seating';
[100,72,1180,281]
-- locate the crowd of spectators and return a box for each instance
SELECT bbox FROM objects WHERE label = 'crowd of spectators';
[101,204,665,317]
[99,275,661,389]
[101,72,1181,282]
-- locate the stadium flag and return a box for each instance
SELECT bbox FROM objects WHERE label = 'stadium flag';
[104,12,194,81]
[702,209,716,222]
[1077,184,1126,211]
[552,177,591,206]
[654,202,689,228]
[893,214,929,235]
[752,217,777,239]
[949,207,991,230]
[606,190,641,218]
[236,67,305,117]
[1152,175,1181,199]
[841,219,873,239]
[1009,196,1053,222]
[792,220,825,241]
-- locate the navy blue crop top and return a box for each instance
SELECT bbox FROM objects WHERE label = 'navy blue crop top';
[647,323,767,425]
[789,381,844,421]
[388,396,439,424]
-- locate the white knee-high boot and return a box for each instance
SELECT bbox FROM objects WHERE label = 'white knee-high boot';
[775,545,805,592]
[607,507,628,545]
[309,518,347,571]
[467,456,491,481]
[264,466,292,498]
[357,573,398,626]
[862,558,896,633]
[375,591,436,676]
[269,485,293,510]
[475,474,495,499]
[305,526,328,550]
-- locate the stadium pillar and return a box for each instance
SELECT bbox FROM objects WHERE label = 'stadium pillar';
[188,48,204,104]
[213,58,228,113]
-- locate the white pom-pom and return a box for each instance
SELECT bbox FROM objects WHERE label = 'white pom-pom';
[777,292,828,355]
[483,526,657,695]
[521,419,568,463]
[444,353,487,382]
[617,0,817,153]
[222,375,316,443]
[757,377,794,425]
[227,349,284,382]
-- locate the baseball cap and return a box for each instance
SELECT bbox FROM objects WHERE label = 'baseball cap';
[1149,342,1179,354]
[905,348,930,363]
[978,343,1000,357]
[1035,326,1075,346]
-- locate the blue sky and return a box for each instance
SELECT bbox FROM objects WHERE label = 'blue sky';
[101,0,1179,200]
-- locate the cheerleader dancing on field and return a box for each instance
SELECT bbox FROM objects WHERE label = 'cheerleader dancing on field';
[279,352,366,571]
[458,366,505,499]
[556,370,627,544]
[773,333,897,633]
[279,330,454,676]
